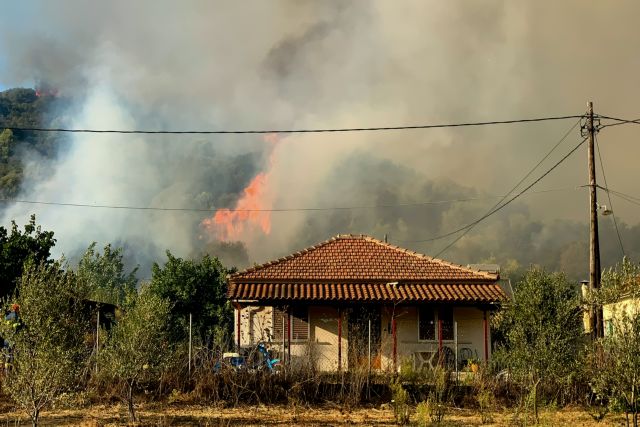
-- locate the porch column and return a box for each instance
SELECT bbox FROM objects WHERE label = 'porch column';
[454,320,458,376]
[287,307,292,364]
[236,303,242,350]
[483,310,489,362]
[337,307,342,372]
[281,308,286,364]
[392,312,397,372]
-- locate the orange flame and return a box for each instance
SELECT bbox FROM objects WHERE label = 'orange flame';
[203,134,279,241]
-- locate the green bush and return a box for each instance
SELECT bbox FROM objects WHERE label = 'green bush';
[390,381,410,425]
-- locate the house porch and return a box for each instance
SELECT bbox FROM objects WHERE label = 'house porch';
[234,302,493,373]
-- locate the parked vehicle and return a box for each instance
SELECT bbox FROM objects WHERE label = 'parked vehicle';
[215,352,247,371]
[214,342,281,373]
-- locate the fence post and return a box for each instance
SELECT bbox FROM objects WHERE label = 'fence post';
[95,308,100,375]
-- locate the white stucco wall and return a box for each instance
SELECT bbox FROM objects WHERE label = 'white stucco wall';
[234,305,346,370]
[603,296,640,335]
[234,304,489,372]
[378,306,489,372]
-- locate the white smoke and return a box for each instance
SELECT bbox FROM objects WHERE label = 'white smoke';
[1,1,639,274]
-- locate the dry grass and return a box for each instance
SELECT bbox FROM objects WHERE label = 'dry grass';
[0,402,632,426]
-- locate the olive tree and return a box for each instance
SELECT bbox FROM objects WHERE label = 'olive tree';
[99,285,171,422]
[0,261,89,426]
[76,242,137,306]
[494,268,584,422]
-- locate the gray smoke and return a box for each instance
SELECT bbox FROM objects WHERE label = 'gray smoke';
[1,1,639,278]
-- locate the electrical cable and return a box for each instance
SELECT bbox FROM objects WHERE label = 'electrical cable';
[398,137,587,250]
[0,186,578,214]
[607,189,640,207]
[598,115,640,129]
[595,132,625,257]
[396,119,581,245]
[0,115,584,135]
[432,136,587,258]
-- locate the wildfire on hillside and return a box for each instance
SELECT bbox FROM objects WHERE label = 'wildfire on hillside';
[202,134,280,241]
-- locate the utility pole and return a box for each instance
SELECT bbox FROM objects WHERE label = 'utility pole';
[587,101,604,339]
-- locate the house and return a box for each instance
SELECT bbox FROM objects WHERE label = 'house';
[581,279,640,336]
[227,234,507,372]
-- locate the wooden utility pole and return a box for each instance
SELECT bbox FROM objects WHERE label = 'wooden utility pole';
[587,101,604,339]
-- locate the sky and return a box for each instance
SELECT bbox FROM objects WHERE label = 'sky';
[1,1,639,274]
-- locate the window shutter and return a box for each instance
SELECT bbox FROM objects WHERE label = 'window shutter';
[273,307,285,341]
[272,306,308,341]
[291,307,309,340]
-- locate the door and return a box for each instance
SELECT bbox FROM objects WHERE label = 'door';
[347,306,381,370]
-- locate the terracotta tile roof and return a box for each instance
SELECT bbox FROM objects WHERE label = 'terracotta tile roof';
[232,234,497,282]
[228,235,505,303]
[229,282,506,303]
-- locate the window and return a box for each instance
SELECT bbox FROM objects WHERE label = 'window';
[605,319,614,336]
[439,306,454,341]
[418,306,454,341]
[273,306,309,341]
[418,306,436,341]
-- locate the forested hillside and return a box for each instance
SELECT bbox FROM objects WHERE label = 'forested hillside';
[1,87,638,281]
[0,88,70,198]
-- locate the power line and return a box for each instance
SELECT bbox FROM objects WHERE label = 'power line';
[599,115,640,129]
[396,119,581,245]
[595,132,625,257]
[0,115,584,135]
[398,137,587,248]
[0,186,578,214]
[432,119,582,257]
[429,136,587,255]
[607,188,640,206]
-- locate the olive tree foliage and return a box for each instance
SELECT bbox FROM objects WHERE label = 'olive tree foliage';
[76,242,137,306]
[0,262,89,427]
[149,251,232,347]
[0,215,55,299]
[588,259,640,427]
[493,268,584,422]
[99,285,171,423]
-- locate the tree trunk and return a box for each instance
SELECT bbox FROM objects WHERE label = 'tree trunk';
[127,383,137,422]
[31,408,39,427]
[533,380,540,424]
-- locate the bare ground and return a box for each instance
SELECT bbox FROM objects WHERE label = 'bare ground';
[0,402,631,426]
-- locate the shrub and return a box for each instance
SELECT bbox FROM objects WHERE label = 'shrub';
[390,381,410,425]
[415,400,430,427]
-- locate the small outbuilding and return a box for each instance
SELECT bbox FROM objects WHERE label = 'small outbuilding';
[228,234,507,372]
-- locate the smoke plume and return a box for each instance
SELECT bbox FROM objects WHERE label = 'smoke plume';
[1,1,639,279]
